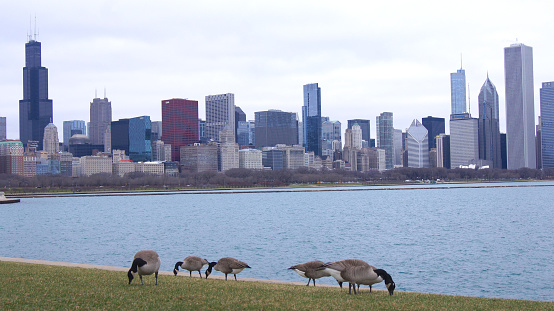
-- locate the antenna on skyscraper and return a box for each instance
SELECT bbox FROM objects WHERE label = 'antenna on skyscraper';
[34,15,37,41]
[95,89,98,98]
[104,87,106,99]
[460,53,463,70]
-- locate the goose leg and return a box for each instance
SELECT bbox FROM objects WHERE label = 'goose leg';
[155,272,158,285]
[348,283,353,295]
[306,278,311,286]
[198,271,202,278]
[139,275,144,285]
[313,279,316,287]
[225,274,228,281]
[190,271,192,277]
[370,285,372,293]
[234,274,238,281]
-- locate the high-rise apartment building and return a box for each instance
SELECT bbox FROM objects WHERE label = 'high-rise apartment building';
[322,120,341,142]
[63,120,86,151]
[450,113,479,168]
[478,76,502,168]
[89,96,112,147]
[504,43,536,169]
[255,110,298,148]
[348,119,370,143]
[219,128,239,172]
[206,93,235,142]
[42,123,59,154]
[302,83,322,157]
[351,124,363,149]
[19,35,53,149]
[0,140,24,176]
[161,98,199,162]
[0,117,6,140]
[406,119,430,168]
[376,112,394,169]
[421,116,445,151]
[150,121,162,141]
[540,82,554,168]
[451,67,467,114]
[111,116,152,162]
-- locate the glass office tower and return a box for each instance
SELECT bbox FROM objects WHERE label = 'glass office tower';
[540,82,554,168]
[302,83,322,157]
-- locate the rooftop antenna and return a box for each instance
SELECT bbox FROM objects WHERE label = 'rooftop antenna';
[34,15,37,41]
[95,89,98,98]
[104,87,106,99]
[460,53,463,70]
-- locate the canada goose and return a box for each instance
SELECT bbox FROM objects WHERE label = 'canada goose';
[173,256,210,278]
[288,260,331,286]
[205,257,251,280]
[128,250,161,285]
[319,259,370,289]
[321,259,395,295]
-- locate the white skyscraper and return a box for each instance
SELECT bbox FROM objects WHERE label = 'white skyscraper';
[206,93,235,142]
[43,123,59,154]
[504,43,536,169]
[450,114,479,168]
[406,119,430,168]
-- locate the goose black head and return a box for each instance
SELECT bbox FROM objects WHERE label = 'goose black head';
[374,269,395,295]
[128,270,134,284]
[205,262,217,279]
[173,261,184,276]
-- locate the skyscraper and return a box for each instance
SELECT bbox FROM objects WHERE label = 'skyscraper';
[302,83,322,157]
[540,82,554,168]
[347,119,370,143]
[161,98,199,162]
[406,119,430,168]
[255,110,298,148]
[504,43,536,169]
[111,116,152,162]
[0,117,6,140]
[63,120,86,151]
[450,113,479,168]
[19,34,53,149]
[42,123,59,154]
[376,112,394,169]
[421,116,445,151]
[478,76,501,168]
[206,93,235,142]
[89,96,112,147]
[451,67,467,115]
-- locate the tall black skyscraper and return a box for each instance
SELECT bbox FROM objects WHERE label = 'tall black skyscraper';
[19,33,53,149]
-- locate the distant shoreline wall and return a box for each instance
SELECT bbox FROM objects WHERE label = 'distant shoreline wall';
[8,182,554,199]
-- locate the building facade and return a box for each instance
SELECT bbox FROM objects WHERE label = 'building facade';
[161,98,199,162]
[302,83,322,157]
[255,110,298,148]
[540,82,554,168]
[348,119,370,143]
[0,117,6,140]
[376,112,394,169]
[42,123,59,155]
[0,140,24,176]
[111,116,152,162]
[180,143,218,173]
[451,68,466,115]
[205,93,235,142]
[19,36,53,149]
[478,76,502,168]
[421,116,445,150]
[239,149,263,169]
[62,120,86,151]
[406,119,430,168]
[89,96,112,147]
[504,43,536,169]
[450,114,479,168]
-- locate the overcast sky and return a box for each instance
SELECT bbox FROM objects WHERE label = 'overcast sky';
[2,0,553,141]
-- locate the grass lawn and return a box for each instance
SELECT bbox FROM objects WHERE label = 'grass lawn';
[1,261,552,310]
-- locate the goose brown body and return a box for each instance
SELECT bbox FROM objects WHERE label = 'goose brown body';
[206,257,251,280]
[289,260,330,286]
[128,250,161,285]
[173,256,210,278]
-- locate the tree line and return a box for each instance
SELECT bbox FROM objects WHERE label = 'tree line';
[2,167,553,193]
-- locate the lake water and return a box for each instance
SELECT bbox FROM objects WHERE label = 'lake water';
[1,181,553,301]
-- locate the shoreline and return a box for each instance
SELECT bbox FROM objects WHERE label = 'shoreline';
[6,180,554,199]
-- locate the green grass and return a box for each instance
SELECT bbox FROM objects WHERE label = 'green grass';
[1,261,552,310]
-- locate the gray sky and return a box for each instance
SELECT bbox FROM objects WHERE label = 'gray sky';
[2,0,553,141]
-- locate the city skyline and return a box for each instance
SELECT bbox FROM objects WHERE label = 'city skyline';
[2,2,554,141]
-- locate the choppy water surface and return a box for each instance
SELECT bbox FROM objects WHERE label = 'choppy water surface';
[1,181,553,301]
